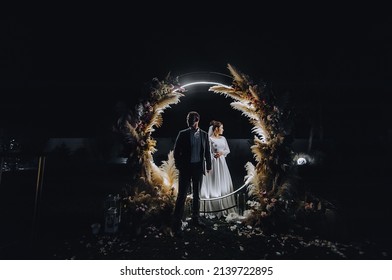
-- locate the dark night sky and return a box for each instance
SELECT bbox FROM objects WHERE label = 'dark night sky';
[1,5,391,143]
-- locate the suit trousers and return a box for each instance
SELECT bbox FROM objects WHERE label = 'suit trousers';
[172,162,203,231]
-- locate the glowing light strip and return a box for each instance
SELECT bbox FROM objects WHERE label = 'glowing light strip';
[176,79,267,145]
[180,81,230,88]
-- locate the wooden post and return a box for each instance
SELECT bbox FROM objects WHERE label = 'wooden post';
[32,156,46,246]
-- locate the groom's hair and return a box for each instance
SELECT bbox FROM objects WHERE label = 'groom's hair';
[186,111,200,126]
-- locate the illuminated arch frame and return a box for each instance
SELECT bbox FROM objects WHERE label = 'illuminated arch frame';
[125,65,294,227]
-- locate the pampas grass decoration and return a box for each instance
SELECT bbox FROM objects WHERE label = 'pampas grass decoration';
[159,151,178,194]
[208,63,296,227]
[122,75,184,231]
[122,65,296,232]
[228,63,245,85]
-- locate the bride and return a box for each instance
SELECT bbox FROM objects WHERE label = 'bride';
[200,120,237,218]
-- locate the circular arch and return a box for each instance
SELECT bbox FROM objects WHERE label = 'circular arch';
[121,64,295,229]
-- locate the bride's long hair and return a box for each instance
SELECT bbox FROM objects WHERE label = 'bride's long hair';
[208,120,223,137]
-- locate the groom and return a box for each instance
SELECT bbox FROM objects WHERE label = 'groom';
[172,111,212,237]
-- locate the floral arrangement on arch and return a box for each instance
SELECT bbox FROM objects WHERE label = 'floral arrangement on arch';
[117,75,185,232]
[118,64,325,234]
[209,64,298,230]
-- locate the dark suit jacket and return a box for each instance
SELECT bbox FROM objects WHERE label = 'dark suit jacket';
[173,127,212,175]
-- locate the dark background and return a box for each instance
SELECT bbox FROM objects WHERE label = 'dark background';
[2,6,391,140]
[1,4,391,258]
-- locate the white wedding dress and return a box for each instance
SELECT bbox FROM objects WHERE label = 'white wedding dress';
[200,136,237,218]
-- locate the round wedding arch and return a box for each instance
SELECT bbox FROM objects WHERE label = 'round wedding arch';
[119,64,297,229]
